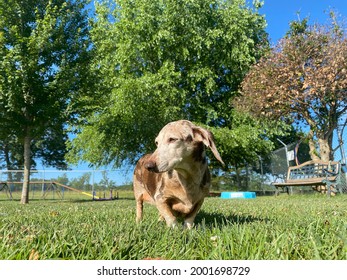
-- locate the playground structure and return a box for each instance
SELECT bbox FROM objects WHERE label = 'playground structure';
[0,169,127,200]
[0,180,119,201]
[47,181,119,200]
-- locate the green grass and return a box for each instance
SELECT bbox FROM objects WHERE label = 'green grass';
[0,193,346,260]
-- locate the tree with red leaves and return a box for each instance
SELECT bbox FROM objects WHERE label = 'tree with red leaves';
[237,16,347,161]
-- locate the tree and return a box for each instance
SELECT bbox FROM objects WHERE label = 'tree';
[99,171,116,188]
[0,137,24,182]
[0,0,91,203]
[0,124,69,172]
[69,172,92,191]
[67,0,272,169]
[0,138,24,170]
[237,15,347,162]
[206,111,289,168]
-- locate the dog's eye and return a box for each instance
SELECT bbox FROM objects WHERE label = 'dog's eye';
[168,137,178,143]
[155,141,158,146]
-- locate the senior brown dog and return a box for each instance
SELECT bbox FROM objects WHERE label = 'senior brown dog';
[133,120,224,228]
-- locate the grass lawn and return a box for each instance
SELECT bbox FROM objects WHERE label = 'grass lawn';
[0,192,346,260]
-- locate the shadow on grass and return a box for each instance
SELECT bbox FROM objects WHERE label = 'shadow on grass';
[195,210,270,229]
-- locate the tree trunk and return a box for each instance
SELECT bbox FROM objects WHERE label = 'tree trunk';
[318,137,333,162]
[308,130,320,161]
[20,133,31,204]
[308,129,334,162]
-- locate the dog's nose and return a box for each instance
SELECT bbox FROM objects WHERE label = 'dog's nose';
[145,161,157,172]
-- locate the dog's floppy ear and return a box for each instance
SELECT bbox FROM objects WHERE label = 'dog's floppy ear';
[192,126,225,165]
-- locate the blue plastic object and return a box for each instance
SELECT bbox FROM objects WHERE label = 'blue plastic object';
[220,192,256,199]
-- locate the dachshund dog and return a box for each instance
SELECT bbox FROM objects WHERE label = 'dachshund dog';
[133,120,224,228]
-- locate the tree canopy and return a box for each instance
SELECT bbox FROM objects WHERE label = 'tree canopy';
[0,0,91,203]
[237,16,347,161]
[67,0,279,169]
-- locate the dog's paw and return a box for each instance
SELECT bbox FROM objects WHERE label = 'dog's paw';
[165,219,179,228]
[183,221,194,230]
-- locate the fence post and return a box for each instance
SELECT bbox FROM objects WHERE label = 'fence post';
[277,139,289,168]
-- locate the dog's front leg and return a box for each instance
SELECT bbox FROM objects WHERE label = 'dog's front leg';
[155,200,178,228]
[136,199,144,223]
[184,200,204,229]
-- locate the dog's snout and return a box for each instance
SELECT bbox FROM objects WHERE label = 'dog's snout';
[145,160,158,172]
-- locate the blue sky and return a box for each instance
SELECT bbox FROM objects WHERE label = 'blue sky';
[259,0,347,44]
